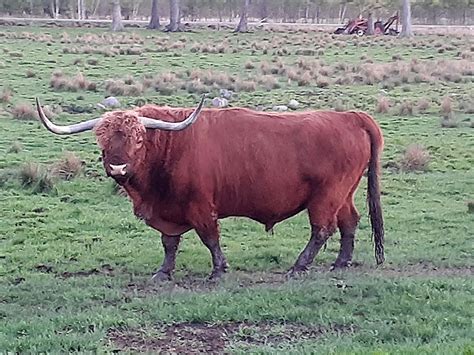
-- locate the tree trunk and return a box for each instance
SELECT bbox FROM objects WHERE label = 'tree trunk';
[50,0,59,18]
[167,0,180,32]
[400,0,413,37]
[111,0,124,31]
[235,0,250,32]
[259,0,268,20]
[148,0,160,28]
[339,3,347,23]
[92,0,101,17]
[367,12,374,35]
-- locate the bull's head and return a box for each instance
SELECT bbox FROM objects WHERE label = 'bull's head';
[35,96,204,183]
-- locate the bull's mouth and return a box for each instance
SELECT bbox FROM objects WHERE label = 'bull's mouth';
[111,174,131,185]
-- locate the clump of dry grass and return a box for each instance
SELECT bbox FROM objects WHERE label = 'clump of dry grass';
[440,96,459,127]
[11,102,37,121]
[185,79,209,94]
[256,75,280,90]
[7,141,23,153]
[19,162,56,194]
[375,96,390,114]
[0,87,13,103]
[297,72,312,87]
[233,79,257,92]
[50,72,96,92]
[86,57,99,65]
[25,69,36,78]
[467,201,474,214]
[333,99,346,112]
[244,60,255,70]
[51,152,85,181]
[459,98,474,114]
[440,96,453,117]
[417,98,431,113]
[397,101,415,116]
[399,144,430,172]
[316,76,330,88]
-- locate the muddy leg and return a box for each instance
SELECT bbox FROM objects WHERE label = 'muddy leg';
[287,225,334,277]
[151,234,181,282]
[332,203,360,270]
[196,229,229,280]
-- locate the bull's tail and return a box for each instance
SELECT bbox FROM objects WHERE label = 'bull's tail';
[355,112,385,265]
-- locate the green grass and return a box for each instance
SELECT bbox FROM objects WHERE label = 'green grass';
[0,25,473,353]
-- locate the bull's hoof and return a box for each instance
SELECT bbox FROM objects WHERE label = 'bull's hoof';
[151,270,172,282]
[285,265,309,279]
[208,268,227,282]
[330,260,352,271]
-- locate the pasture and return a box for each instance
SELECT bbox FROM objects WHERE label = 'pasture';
[0,24,473,353]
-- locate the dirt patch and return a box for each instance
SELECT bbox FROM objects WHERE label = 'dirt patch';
[124,270,287,297]
[107,321,355,353]
[59,264,115,278]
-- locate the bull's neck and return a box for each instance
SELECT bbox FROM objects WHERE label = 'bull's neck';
[128,130,185,199]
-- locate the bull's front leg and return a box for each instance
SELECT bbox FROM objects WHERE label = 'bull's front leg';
[196,227,229,281]
[151,234,181,282]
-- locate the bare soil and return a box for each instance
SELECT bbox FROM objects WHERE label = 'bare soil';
[107,321,355,353]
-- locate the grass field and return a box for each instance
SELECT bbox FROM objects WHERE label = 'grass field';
[0,25,473,353]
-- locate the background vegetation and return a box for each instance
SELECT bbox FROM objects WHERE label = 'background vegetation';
[0,23,473,353]
[0,0,472,25]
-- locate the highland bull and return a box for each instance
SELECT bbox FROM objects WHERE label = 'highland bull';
[35,96,385,281]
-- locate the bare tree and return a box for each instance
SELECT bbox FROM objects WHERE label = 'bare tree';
[167,0,180,32]
[366,12,374,35]
[148,0,160,29]
[77,0,86,20]
[235,0,250,32]
[50,0,60,18]
[92,0,101,17]
[111,0,124,31]
[400,0,413,37]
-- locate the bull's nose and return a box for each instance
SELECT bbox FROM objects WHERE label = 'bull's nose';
[109,164,127,176]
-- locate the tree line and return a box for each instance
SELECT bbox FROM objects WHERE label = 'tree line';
[0,0,472,26]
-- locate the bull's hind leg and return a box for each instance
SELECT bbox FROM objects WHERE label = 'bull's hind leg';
[331,201,360,270]
[152,234,181,282]
[287,192,341,277]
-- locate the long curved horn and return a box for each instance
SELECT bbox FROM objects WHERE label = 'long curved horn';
[138,95,205,131]
[35,97,101,135]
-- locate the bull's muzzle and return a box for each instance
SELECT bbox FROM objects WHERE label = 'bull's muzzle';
[109,164,127,176]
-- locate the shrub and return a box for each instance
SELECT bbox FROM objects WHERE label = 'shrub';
[11,102,37,121]
[399,144,430,172]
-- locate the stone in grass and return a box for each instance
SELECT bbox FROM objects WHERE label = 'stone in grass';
[212,97,229,108]
[98,96,120,110]
[272,105,288,112]
[288,99,300,110]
